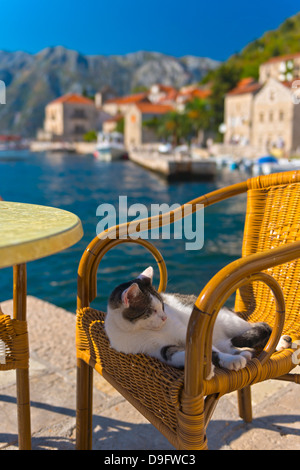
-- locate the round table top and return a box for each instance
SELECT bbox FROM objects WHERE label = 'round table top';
[0,201,83,268]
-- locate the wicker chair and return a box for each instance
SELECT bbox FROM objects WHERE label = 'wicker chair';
[76,170,300,450]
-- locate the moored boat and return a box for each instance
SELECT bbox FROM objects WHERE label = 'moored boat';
[94,132,128,161]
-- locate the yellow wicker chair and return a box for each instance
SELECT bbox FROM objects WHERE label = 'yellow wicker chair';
[76,170,300,450]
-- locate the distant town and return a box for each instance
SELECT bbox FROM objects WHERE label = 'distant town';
[2,52,300,164]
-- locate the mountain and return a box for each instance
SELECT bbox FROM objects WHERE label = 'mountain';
[0,47,220,136]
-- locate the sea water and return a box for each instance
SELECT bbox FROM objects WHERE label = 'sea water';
[0,150,248,312]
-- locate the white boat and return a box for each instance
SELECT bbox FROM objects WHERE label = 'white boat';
[94,132,128,161]
[252,156,300,176]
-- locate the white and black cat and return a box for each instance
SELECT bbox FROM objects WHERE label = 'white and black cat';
[105,267,291,377]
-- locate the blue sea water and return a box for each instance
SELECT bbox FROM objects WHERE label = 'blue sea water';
[0,150,249,313]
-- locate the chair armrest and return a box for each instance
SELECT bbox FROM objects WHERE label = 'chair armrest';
[185,240,300,396]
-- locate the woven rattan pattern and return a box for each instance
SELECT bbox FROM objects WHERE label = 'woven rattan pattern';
[0,312,29,370]
[235,182,300,340]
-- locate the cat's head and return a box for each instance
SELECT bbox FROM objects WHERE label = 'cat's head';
[107,266,167,330]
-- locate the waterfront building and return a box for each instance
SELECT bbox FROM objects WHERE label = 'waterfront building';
[124,102,174,148]
[224,78,262,145]
[224,52,300,155]
[41,83,212,147]
[43,93,98,141]
[252,78,300,154]
[259,53,300,83]
[102,92,149,117]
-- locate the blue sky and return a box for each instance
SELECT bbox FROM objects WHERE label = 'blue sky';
[0,0,299,61]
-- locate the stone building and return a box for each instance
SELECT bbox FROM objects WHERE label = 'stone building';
[252,78,300,154]
[224,78,262,145]
[102,92,149,116]
[224,53,300,155]
[124,102,173,148]
[43,93,98,141]
[259,53,300,83]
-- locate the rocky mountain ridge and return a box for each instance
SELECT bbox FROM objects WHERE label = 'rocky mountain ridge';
[0,47,220,136]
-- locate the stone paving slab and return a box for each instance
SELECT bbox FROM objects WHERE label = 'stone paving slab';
[0,296,299,450]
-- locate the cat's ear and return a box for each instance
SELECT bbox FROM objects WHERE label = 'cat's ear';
[138,266,153,284]
[122,283,140,307]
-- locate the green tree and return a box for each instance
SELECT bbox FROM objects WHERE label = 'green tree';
[83,130,97,142]
[157,111,192,146]
[185,98,210,141]
[116,117,125,134]
[207,63,242,138]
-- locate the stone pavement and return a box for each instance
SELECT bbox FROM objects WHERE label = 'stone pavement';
[0,296,299,451]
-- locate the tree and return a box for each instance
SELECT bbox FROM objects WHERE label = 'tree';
[207,63,242,138]
[116,117,124,134]
[83,130,97,142]
[185,98,210,142]
[157,111,192,146]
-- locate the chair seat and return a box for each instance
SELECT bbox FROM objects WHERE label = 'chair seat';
[76,306,300,446]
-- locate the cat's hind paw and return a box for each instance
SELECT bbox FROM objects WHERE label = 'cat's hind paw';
[276,335,292,351]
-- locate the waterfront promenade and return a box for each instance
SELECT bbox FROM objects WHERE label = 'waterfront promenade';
[0,295,299,450]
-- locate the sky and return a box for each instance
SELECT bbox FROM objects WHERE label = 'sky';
[0,0,299,61]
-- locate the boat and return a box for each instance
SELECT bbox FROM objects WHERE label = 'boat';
[252,155,300,176]
[94,132,128,161]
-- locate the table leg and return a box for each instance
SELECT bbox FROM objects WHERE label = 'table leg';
[13,264,31,450]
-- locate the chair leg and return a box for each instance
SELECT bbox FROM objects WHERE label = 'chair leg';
[16,368,31,450]
[13,264,31,450]
[237,386,252,423]
[76,358,93,449]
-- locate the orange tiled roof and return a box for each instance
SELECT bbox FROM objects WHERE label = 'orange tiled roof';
[227,79,262,96]
[135,102,174,114]
[49,93,95,105]
[236,77,256,87]
[191,88,211,99]
[176,86,211,101]
[104,92,149,105]
[103,114,123,122]
[263,53,300,64]
[155,84,177,93]
[157,89,179,103]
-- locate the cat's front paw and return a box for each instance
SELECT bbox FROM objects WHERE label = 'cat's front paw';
[170,350,185,369]
[219,353,248,371]
[205,364,215,380]
[276,335,292,351]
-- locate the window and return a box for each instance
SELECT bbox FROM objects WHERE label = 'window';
[72,108,87,119]
[259,113,264,123]
[279,111,284,121]
[74,125,86,134]
[269,112,273,122]
[269,90,275,101]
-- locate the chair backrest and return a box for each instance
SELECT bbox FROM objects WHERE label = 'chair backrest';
[235,170,300,338]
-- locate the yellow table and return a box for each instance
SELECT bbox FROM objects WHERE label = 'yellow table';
[0,202,83,449]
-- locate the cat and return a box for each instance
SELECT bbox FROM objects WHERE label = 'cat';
[105,266,292,378]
